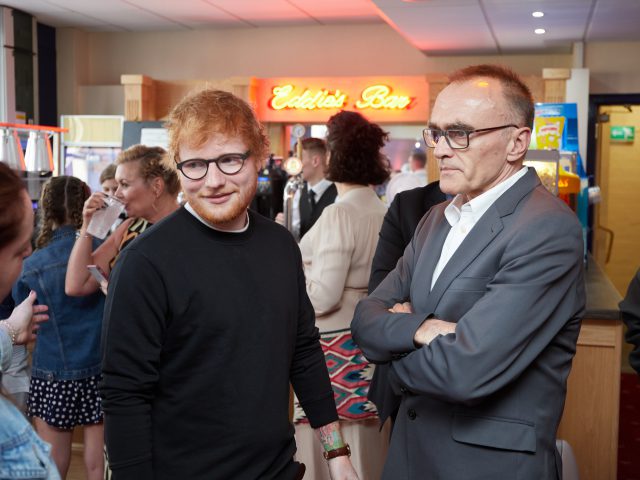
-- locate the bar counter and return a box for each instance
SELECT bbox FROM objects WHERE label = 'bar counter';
[557,256,622,480]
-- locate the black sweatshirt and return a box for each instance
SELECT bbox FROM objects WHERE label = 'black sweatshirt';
[101,208,337,480]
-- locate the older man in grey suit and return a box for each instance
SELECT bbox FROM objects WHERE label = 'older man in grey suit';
[352,64,585,479]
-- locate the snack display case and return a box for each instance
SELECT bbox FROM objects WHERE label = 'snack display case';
[524,149,560,195]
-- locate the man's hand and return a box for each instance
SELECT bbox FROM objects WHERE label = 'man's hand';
[4,291,49,344]
[275,212,285,226]
[387,303,455,346]
[327,455,359,480]
[389,302,413,313]
[414,318,456,346]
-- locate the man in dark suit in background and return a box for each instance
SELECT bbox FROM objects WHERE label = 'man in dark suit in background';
[352,64,585,479]
[367,181,447,426]
[298,138,337,239]
[276,138,337,240]
[369,181,446,293]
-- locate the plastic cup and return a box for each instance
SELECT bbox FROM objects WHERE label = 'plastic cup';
[86,196,125,239]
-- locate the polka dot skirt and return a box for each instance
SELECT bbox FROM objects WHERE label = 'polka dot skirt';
[27,374,103,429]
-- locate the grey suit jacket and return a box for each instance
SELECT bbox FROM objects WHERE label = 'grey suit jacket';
[352,168,586,480]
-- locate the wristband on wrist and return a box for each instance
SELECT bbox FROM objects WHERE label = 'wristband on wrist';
[75,230,92,239]
[323,444,351,461]
[0,320,18,344]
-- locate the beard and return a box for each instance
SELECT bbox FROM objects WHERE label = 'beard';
[186,178,257,229]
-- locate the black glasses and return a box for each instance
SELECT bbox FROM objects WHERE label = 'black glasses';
[176,151,250,180]
[423,124,519,149]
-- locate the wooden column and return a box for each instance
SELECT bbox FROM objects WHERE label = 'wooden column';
[121,74,156,121]
[543,68,571,103]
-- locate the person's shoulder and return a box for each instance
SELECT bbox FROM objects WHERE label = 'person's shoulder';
[390,181,446,222]
[251,210,297,240]
[123,209,185,248]
[513,184,583,239]
[528,183,577,216]
[324,182,338,196]
[395,181,444,203]
[317,197,374,230]
[20,243,54,272]
[250,212,301,258]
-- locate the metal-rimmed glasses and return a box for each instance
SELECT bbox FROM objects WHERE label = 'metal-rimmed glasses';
[176,151,250,180]
[423,124,519,149]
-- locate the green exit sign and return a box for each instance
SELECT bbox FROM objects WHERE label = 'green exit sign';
[610,126,635,142]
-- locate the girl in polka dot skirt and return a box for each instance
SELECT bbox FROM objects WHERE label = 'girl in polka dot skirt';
[13,176,105,480]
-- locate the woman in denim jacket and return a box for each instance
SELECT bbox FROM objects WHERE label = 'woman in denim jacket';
[0,161,58,479]
[1,327,60,480]
[13,176,105,480]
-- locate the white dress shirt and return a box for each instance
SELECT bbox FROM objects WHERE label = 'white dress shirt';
[431,167,528,289]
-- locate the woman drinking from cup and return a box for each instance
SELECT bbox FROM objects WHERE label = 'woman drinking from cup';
[65,145,180,296]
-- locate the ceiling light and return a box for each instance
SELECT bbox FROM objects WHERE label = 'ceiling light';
[532,11,544,18]
[534,28,546,35]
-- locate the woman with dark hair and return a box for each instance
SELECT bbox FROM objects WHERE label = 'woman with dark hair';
[0,161,58,479]
[294,110,391,479]
[13,176,106,479]
[65,145,180,296]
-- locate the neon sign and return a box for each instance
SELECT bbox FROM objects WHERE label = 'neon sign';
[270,85,347,110]
[268,84,413,111]
[356,85,412,109]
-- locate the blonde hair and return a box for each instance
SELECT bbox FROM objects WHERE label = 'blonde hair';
[117,145,180,197]
[164,89,269,168]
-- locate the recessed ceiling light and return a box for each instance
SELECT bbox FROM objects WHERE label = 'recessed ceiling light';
[532,11,544,18]
[534,28,546,35]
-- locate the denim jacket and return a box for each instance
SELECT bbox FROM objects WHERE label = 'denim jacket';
[1,332,61,480]
[12,226,105,381]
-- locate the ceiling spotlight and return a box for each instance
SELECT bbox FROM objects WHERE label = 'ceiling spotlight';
[532,11,544,18]
[534,28,546,35]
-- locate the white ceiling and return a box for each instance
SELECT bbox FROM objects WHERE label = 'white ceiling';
[3,0,640,55]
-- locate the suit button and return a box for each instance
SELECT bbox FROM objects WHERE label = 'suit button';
[400,387,408,394]
[407,409,417,420]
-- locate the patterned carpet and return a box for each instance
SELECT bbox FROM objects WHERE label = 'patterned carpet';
[618,373,640,480]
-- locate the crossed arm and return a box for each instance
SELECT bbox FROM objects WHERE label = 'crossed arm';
[353,210,585,405]
[388,301,456,346]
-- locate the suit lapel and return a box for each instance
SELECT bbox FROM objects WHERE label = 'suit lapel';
[427,209,503,307]
[422,168,540,312]
[412,208,451,299]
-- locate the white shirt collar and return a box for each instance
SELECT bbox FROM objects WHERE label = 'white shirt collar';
[309,178,333,199]
[185,202,250,233]
[444,167,528,227]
